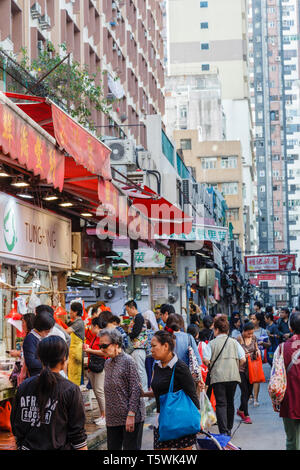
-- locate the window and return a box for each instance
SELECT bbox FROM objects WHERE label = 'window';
[179,106,187,118]
[227,208,239,221]
[259,170,265,177]
[201,157,217,169]
[259,156,265,163]
[201,43,209,50]
[221,182,238,195]
[200,1,208,6]
[202,64,210,71]
[260,185,266,192]
[221,156,238,169]
[180,139,192,150]
[200,22,209,29]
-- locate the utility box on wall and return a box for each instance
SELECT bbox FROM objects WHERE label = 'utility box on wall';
[199,269,215,287]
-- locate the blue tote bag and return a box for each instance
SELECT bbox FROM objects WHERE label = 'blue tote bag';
[158,364,201,442]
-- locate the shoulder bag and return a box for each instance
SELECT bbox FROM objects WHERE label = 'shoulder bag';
[205,335,229,387]
[158,363,201,442]
[88,337,105,373]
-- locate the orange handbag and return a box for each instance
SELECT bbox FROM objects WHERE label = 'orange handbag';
[0,400,12,433]
[248,355,266,384]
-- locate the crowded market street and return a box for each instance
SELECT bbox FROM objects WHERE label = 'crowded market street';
[0,0,300,458]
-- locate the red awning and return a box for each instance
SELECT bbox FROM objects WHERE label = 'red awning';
[3,92,112,181]
[122,185,193,237]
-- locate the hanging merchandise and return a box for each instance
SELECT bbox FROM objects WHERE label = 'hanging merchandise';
[27,293,41,312]
[16,296,28,315]
[54,303,68,316]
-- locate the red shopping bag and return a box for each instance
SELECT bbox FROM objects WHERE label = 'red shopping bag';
[248,355,266,384]
[0,401,12,432]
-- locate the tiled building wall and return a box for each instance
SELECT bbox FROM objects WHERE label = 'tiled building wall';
[0,0,165,149]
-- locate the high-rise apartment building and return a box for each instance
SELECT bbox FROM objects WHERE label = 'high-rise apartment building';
[0,0,165,149]
[249,0,300,305]
[166,0,257,255]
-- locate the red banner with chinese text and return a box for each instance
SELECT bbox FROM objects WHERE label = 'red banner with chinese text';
[245,254,296,273]
[52,104,111,181]
[0,104,65,191]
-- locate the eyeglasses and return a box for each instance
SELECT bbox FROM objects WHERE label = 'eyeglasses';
[99,343,112,350]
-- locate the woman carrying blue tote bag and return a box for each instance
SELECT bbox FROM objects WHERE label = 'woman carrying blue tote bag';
[159,363,201,442]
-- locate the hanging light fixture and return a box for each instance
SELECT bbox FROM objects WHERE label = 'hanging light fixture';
[43,193,59,202]
[16,189,34,199]
[59,201,74,207]
[81,212,93,217]
[11,176,30,188]
[0,166,10,177]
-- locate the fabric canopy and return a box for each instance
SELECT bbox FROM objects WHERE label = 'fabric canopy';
[122,185,193,237]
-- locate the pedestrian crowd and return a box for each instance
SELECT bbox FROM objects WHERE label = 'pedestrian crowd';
[7,299,300,451]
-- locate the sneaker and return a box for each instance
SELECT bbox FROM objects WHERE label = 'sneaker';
[242,416,252,424]
[254,400,260,407]
[94,417,106,427]
[237,409,246,420]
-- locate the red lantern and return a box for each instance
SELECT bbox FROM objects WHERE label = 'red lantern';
[54,303,67,316]
[5,302,22,321]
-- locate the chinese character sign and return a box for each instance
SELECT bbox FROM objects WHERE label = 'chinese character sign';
[0,104,65,190]
[51,104,111,181]
[245,254,296,273]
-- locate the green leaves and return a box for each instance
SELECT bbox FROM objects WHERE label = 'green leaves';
[21,42,115,132]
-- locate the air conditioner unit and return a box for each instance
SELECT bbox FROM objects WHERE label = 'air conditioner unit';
[130,32,134,40]
[112,43,118,51]
[31,2,42,18]
[127,170,146,187]
[105,139,136,165]
[117,49,122,57]
[275,56,281,62]
[182,179,194,206]
[39,14,51,30]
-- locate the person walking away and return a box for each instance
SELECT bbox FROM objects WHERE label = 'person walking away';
[23,310,55,377]
[65,302,85,386]
[165,314,202,367]
[249,312,270,406]
[278,308,293,344]
[36,305,71,348]
[105,315,129,351]
[125,300,148,392]
[236,322,260,423]
[198,315,214,343]
[11,336,87,450]
[99,328,145,450]
[142,330,200,450]
[202,315,246,436]
[265,312,280,367]
[279,311,300,450]
[83,316,106,427]
[187,324,200,345]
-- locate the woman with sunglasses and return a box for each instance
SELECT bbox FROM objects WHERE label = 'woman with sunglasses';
[98,328,145,450]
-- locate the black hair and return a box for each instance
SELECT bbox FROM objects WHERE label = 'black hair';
[265,312,274,322]
[70,302,83,317]
[254,301,262,309]
[22,313,35,335]
[187,324,200,340]
[265,305,274,314]
[125,299,137,309]
[36,305,54,317]
[91,307,99,316]
[190,304,197,313]
[166,313,183,332]
[203,315,214,329]
[154,330,175,352]
[33,310,55,332]
[110,315,121,325]
[242,321,255,332]
[91,316,105,328]
[289,312,300,334]
[36,336,68,423]
[99,310,114,324]
[160,304,175,315]
[281,308,290,317]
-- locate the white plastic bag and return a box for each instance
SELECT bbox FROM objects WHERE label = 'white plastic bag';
[199,391,217,429]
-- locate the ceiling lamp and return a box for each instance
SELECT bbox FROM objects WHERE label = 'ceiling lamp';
[59,201,74,207]
[11,176,30,188]
[43,193,59,202]
[17,189,34,199]
[0,166,10,177]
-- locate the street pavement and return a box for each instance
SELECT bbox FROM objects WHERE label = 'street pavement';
[141,364,286,451]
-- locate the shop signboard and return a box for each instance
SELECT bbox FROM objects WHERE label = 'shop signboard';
[245,254,296,273]
[112,247,166,277]
[152,278,168,301]
[0,192,71,270]
[160,225,228,243]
